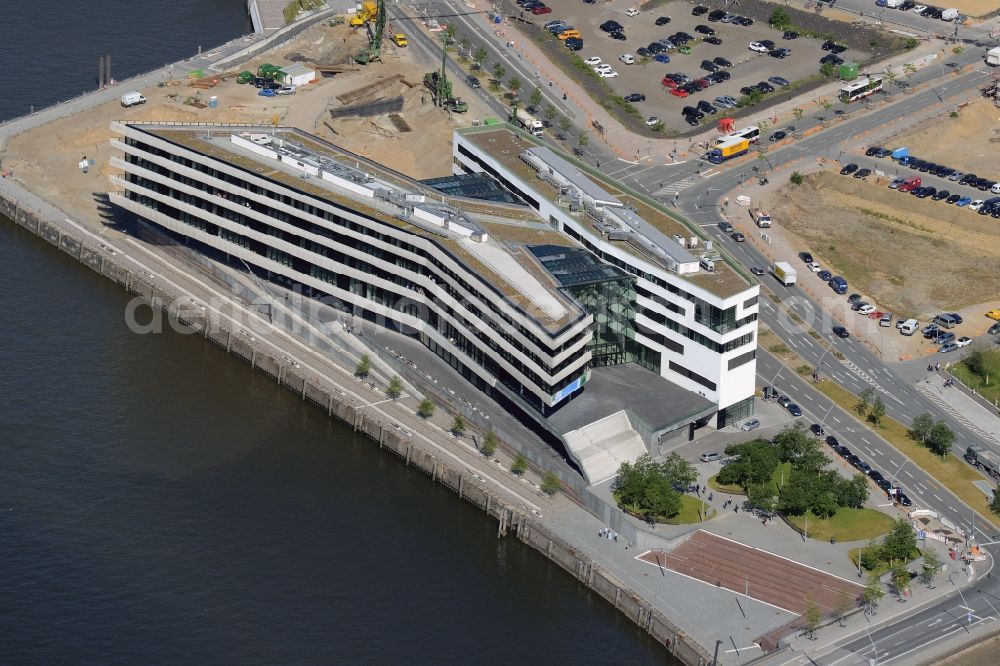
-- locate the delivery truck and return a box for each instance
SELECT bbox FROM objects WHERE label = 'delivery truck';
[120,91,147,107]
[770,261,797,286]
[706,135,750,164]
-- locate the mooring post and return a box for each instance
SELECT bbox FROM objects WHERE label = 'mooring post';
[614,588,621,609]
[405,443,412,466]
[301,378,306,399]
[485,495,491,515]
[226,330,232,352]
[431,460,438,482]
[458,473,464,498]
[251,349,257,370]
[328,393,334,416]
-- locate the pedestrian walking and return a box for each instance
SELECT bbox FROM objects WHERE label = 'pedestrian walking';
[708,492,713,502]
[936,362,941,371]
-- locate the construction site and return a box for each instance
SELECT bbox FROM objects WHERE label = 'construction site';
[6,4,491,194]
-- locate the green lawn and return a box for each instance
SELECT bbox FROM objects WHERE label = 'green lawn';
[785,508,896,543]
[707,461,790,497]
[950,350,1000,405]
[813,380,1000,528]
[662,494,709,525]
[708,474,743,495]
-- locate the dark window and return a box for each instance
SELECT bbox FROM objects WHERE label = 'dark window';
[727,349,756,370]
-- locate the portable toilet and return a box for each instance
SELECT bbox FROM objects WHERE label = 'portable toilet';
[209,96,219,108]
[839,62,859,81]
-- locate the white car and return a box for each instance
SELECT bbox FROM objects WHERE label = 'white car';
[969,199,985,211]
[619,53,636,64]
[599,69,619,78]
[749,42,768,53]
[594,63,613,73]
[912,5,928,13]
[956,336,972,348]
[584,56,602,66]
[807,261,821,272]
[626,7,640,16]
[858,304,877,315]
[646,116,661,126]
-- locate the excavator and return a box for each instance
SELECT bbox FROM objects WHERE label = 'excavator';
[422,31,467,113]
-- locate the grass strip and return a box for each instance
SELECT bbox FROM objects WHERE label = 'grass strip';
[785,508,896,543]
[813,379,1000,528]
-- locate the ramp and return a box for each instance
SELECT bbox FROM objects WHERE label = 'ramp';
[563,410,647,484]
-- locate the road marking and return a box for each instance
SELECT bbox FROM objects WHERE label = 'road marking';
[831,416,841,424]
[934,494,944,501]
[905,470,914,478]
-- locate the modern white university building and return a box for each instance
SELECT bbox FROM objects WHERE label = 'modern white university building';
[108,121,759,482]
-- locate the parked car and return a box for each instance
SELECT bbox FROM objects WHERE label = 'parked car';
[714,56,733,68]
[749,41,768,52]
[700,451,722,462]
[956,196,972,207]
[840,163,859,175]
[769,130,787,142]
[800,252,814,263]
[939,342,959,353]
[956,336,972,348]
[817,270,833,281]
[787,403,802,417]
[655,16,671,25]
[768,76,790,87]
[704,36,722,45]
[853,168,872,179]
[624,93,646,102]
[645,116,661,126]
[740,418,761,431]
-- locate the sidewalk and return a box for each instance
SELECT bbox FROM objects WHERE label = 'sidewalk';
[916,373,1000,446]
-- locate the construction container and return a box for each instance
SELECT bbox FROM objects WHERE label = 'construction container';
[839,62,859,81]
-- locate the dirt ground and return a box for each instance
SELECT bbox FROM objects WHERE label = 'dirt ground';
[765,170,1000,318]
[4,21,485,234]
[884,99,1000,177]
[940,0,998,16]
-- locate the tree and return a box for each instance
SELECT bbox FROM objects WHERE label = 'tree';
[863,574,885,613]
[838,474,870,509]
[856,387,875,417]
[507,76,522,97]
[903,62,917,82]
[459,36,470,56]
[834,589,855,627]
[481,430,498,457]
[417,396,435,419]
[926,420,955,458]
[774,422,819,464]
[747,483,776,513]
[890,564,910,601]
[557,115,573,139]
[577,132,589,152]
[820,98,833,113]
[492,62,506,84]
[386,375,404,400]
[920,548,942,588]
[641,476,682,520]
[541,470,561,495]
[909,412,934,444]
[952,44,965,65]
[789,171,804,186]
[803,598,822,639]
[473,46,488,71]
[718,438,781,489]
[511,453,529,476]
[450,414,466,437]
[868,396,886,427]
[792,107,804,123]
[355,353,372,379]
[883,68,897,94]
[529,86,543,109]
[661,453,697,489]
[769,8,792,30]
[883,518,917,564]
[543,103,557,124]
[820,61,835,77]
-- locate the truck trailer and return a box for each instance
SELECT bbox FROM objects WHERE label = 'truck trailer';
[513,107,544,136]
[706,135,750,164]
[770,261,797,286]
[966,445,1000,478]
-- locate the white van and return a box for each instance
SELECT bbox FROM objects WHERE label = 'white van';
[899,318,918,336]
[886,0,903,6]
[120,91,146,107]
[941,8,959,21]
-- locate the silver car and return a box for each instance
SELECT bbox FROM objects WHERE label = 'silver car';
[700,451,722,462]
[740,417,761,431]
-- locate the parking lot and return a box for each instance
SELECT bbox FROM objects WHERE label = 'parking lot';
[515,0,869,131]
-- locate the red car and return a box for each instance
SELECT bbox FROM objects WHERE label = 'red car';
[669,87,689,97]
[661,77,678,88]
[531,5,551,14]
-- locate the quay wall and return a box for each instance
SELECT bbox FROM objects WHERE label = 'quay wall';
[0,191,712,666]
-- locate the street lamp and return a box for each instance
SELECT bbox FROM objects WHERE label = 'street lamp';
[948,573,974,631]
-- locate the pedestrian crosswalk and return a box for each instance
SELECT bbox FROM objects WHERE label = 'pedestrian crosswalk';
[914,382,1000,446]
[651,175,698,197]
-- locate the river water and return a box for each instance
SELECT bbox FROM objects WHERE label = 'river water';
[0,2,668,663]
